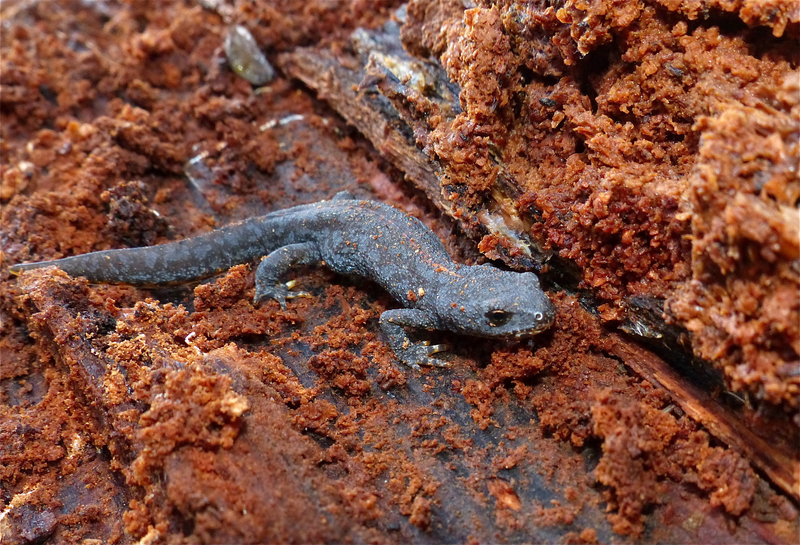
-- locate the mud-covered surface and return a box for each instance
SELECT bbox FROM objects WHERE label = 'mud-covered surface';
[1,1,798,544]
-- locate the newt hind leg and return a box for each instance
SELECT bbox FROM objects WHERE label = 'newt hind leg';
[254,242,321,308]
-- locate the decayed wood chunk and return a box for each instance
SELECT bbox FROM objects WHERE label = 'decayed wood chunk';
[278,5,799,501]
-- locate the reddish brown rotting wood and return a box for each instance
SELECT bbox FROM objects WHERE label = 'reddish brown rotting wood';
[609,334,800,502]
[3,0,798,542]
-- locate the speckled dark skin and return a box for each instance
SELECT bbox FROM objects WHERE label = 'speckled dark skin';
[11,193,555,368]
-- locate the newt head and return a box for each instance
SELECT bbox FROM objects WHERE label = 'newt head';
[434,265,555,339]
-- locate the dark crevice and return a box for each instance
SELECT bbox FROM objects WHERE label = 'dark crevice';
[574,45,614,115]
[518,65,560,88]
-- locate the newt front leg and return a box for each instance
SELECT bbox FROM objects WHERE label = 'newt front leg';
[379,309,449,369]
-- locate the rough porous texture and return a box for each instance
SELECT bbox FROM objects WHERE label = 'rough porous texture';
[399,0,799,418]
[1,0,797,543]
[669,92,799,413]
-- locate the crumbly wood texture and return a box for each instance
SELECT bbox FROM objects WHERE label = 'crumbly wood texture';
[1,0,797,543]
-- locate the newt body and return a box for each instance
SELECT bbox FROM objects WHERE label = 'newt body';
[11,193,555,368]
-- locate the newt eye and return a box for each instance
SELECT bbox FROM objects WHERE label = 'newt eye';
[486,309,513,327]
